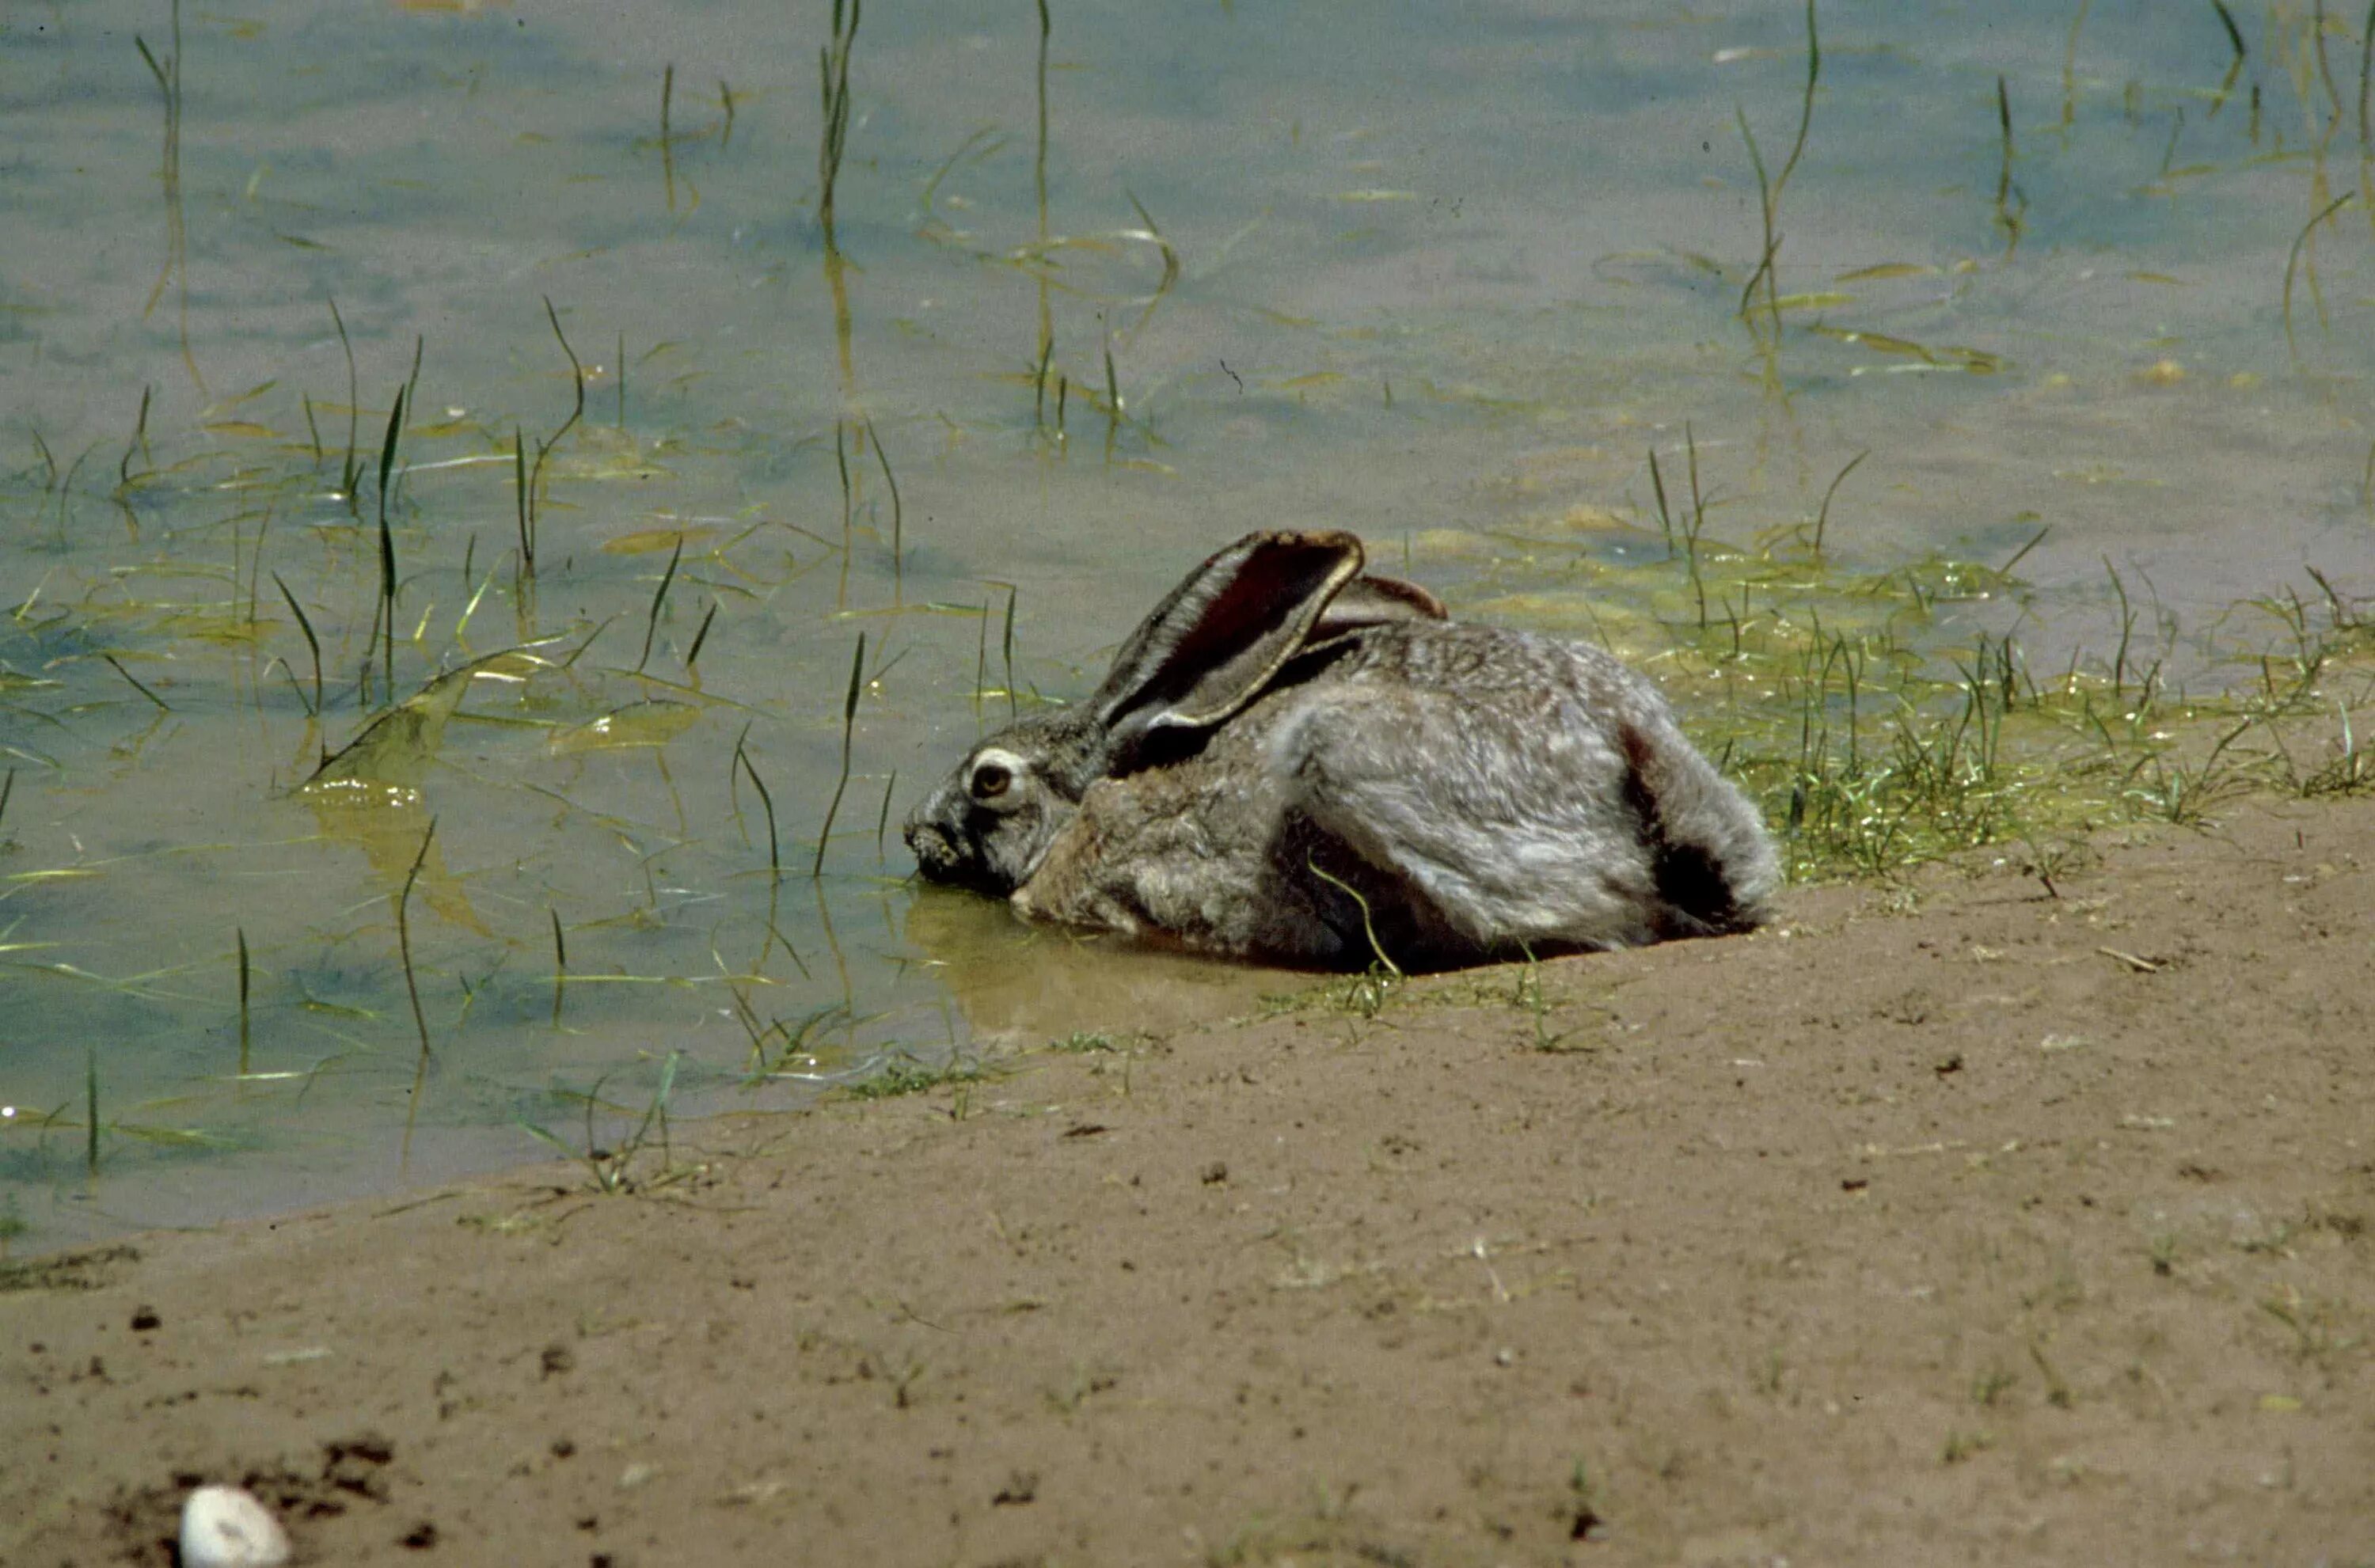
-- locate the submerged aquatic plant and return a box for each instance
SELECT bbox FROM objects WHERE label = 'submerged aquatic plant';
[816,0,861,247]
[1735,0,1822,340]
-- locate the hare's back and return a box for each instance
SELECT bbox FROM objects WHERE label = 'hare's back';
[1256,623,1671,819]
[1316,621,1666,723]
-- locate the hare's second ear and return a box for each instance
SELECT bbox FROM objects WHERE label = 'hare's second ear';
[1092,530,1364,764]
[1313,573,1448,637]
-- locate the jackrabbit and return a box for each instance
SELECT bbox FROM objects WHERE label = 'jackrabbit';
[904,530,1776,970]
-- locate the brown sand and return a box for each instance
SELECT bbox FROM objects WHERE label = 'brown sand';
[6,797,2373,1566]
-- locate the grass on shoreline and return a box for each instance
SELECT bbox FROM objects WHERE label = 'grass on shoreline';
[1456,499,2375,890]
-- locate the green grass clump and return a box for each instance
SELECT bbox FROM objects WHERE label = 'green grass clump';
[843,1054,982,1101]
[519,1051,683,1196]
[1260,968,1401,1022]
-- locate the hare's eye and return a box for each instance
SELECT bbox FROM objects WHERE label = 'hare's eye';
[970,761,1013,801]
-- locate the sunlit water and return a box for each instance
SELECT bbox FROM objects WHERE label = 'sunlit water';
[3,0,2371,1250]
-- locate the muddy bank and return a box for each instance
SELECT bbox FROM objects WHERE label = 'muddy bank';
[6,797,2372,1566]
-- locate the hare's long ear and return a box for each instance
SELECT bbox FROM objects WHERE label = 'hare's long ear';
[1092,530,1363,765]
[1313,573,1447,637]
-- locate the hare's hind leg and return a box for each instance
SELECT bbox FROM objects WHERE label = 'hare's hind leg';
[1609,715,1780,934]
[1268,682,1675,955]
[1010,756,1352,963]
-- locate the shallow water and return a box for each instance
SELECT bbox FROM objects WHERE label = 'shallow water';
[3,0,2372,1250]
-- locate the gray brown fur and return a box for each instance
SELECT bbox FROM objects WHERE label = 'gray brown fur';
[905,531,1776,970]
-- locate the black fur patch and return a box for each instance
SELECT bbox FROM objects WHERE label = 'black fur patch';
[1617,723,1745,938]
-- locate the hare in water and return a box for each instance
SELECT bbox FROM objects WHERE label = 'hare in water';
[904,530,1776,970]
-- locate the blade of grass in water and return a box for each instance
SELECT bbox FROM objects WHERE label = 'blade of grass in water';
[526,297,587,578]
[272,571,324,718]
[1734,0,1818,335]
[513,427,532,575]
[398,817,437,1165]
[1033,0,1054,420]
[662,62,678,214]
[871,421,903,602]
[2058,0,2091,137]
[2210,0,2246,62]
[397,336,424,507]
[635,533,684,673]
[1993,76,2025,254]
[1813,450,1868,554]
[2282,192,2355,359]
[236,927,251,1079]
[118,384,153,489]
[1648,446,1675,556]
[1002,587,1018,719]
[733,722,781,876]
[549,906,568,1024]
[835,421,854,608]
[2358,0,2373,150]
[1103,333,1123,450]
[816,0,861,245]
[102,654,172,712]
[812,632,866,877]
[685,601,719,671]
[329,296,361,504]
[374,379,407,693]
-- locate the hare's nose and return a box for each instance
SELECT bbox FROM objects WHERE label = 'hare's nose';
[904,818,957,874]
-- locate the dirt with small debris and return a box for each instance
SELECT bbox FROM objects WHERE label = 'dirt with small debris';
[5,797,2373,1566]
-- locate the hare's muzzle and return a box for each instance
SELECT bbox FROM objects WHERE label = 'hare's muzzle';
[904,816,956,875]
[904,814,982,887]
[905,811,1028,897]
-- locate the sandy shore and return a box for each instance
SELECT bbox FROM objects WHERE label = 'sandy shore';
[6,797,2373,1566]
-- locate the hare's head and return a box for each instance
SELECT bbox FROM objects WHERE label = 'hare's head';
[902,710,1103,894]
[905,530,1443,896]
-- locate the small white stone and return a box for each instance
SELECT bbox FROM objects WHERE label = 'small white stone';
[179,1485,290,1568]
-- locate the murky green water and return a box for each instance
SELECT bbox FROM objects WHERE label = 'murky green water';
[4,0,2371,1249]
